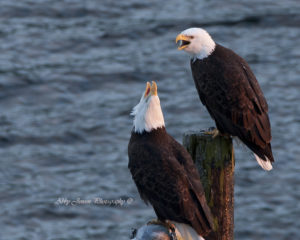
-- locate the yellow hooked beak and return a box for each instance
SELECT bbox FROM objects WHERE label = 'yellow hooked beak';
[175,34,191,50]
[150,81,157,96]
[144,82,151,97]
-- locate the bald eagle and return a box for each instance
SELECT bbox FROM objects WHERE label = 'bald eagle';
[128,81,214,239]
[176,28,274,171]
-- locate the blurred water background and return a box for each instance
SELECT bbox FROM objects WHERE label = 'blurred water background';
[0,0,299,239]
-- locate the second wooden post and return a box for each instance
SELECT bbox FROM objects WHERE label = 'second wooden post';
[183,130,235,240]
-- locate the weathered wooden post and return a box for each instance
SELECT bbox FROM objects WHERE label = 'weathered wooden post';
[183,130,235,240]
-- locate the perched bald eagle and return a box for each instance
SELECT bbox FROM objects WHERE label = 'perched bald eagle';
[176,28,274,171]
[128,81,214,239]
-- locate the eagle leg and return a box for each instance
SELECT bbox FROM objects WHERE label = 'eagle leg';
[204,127,231,139]
[204,128,220,138]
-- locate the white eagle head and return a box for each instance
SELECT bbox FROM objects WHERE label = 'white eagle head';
[176,27,216,60]
[131,81,165,134]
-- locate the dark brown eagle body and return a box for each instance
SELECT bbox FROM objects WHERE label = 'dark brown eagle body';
[128,127,213,236]
[191,44,274,163]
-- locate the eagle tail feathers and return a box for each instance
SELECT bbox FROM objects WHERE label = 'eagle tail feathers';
[254,154,273,171]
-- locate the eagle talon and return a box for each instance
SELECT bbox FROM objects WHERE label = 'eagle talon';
[164,220,176,232]
[165,221,178,240]
[204,128,220,138]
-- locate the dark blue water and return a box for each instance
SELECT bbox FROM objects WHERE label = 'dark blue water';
[0,1,299,239]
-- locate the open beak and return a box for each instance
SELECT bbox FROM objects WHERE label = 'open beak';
[150,81,157,96]
[144,82,151,97]
[175,34,191,50]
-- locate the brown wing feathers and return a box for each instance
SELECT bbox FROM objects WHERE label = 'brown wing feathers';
[128,130,214,236]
